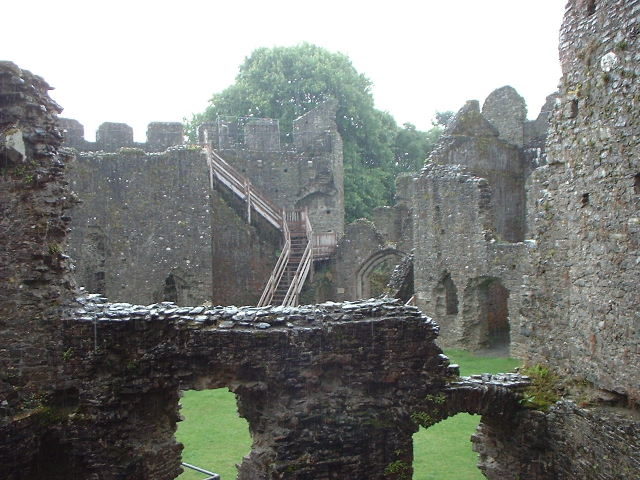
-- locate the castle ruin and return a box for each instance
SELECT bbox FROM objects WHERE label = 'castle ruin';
[1,0,639,478]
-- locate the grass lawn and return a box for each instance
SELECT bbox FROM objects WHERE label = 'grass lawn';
[176,349,520,479]
[177,389,251,480]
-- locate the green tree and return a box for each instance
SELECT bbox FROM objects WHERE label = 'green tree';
[391,118,450,174]
[193,44,399,221]
[433,110,454,128]
[191,44,447,221]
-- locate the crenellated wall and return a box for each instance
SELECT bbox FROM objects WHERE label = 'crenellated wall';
[58,118,185,153]
[3,0,640,475]
[64,101,344,306]
[200,99,345,238]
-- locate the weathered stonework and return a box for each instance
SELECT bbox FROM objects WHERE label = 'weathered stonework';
[1,61,532,479]
[63,100,344,307]
[67,148,216,305]
[3,0,640,474]
[332,219,404,301]
[482,86,527,148]
[0,61,77,413]
[520,0,640,401]
[473,401,640,480]
[0,60,78,474]
[201,100,345,238]
[406,94,553,354]
[330,174,414,303]
[412,161,528,352]
[474,0,640,477]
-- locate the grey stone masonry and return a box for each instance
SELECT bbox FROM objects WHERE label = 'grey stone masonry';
[521,0,640,400]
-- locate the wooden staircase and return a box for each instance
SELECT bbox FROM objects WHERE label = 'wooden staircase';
[270,212,313,306]
[202,139,314,307]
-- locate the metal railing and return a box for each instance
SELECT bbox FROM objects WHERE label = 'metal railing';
[181,462,221,480]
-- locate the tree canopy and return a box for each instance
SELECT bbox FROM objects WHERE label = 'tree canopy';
[191,43,446,222]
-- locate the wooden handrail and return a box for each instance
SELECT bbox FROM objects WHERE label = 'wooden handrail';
[282,209,313,306]
[204,144,282,230]
[258,210,290,307]
[202,136,332,306]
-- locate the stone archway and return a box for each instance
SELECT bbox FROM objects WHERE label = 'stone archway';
[461,277,511,350]
[355,249,403,299]
[154,272,190,305]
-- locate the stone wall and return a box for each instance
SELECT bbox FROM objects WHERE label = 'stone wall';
[65,101,344,307]
[412,162,527,351]
[520,0,640,400]
[332,219,404,301]
[474,401,640,480]
[29,293,530,480]
[482,86,528,148]
[53,297,455,480]
[474,0,640,478]
[0,64,534,480]
[67,148,219,306]
[0,61,79,476]
[0,61,78,412]
[409,95,544,353]
[329,174,413,304]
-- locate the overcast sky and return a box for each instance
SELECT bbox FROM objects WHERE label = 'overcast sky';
[3,0,566,141]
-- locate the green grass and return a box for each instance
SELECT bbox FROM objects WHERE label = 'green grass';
[177,389,251,480]
[176,350,520,479]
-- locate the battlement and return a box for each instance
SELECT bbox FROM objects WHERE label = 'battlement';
[199,98,339,154]
[60,100,339,156]
[58,118,185,152]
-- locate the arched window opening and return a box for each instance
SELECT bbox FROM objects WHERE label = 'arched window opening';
[433,273,459,317]
[355,250,403,300]
[163,274,178,303]
[177,388,251,480]
[367,257,399,298]
[412,350,520,479]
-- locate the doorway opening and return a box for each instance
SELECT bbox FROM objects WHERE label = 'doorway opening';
[177,388,251,480]
[462,277,510,351]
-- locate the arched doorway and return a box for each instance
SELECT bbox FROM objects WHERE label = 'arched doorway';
[433,272,459,317]
[177,388,251,480]
[355,249,403,299]
[154,272,190,305]
[461,277,510,351]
